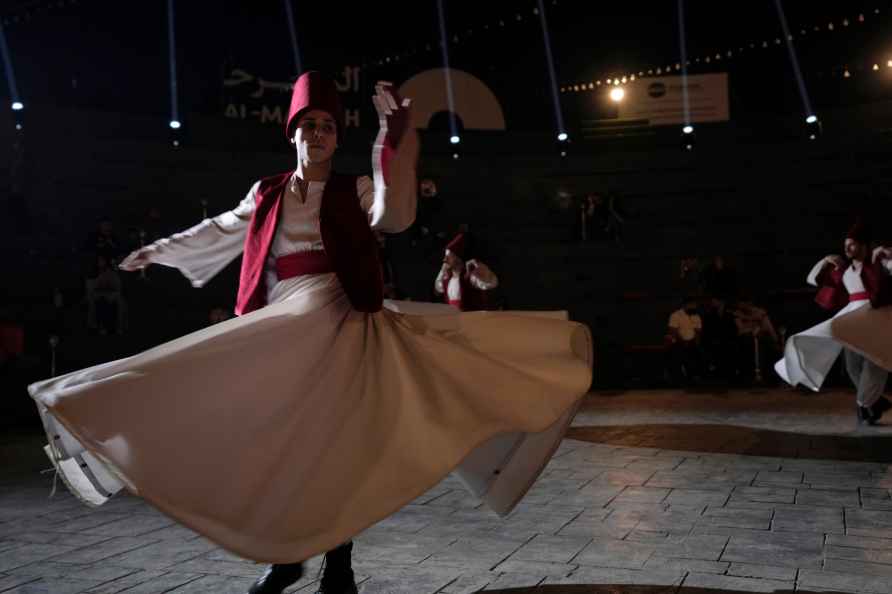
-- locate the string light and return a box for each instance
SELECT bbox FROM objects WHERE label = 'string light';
[563,8,883,90]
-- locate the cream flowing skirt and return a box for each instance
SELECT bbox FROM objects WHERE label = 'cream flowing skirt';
[775,299,892,390]
[29,280,592,563]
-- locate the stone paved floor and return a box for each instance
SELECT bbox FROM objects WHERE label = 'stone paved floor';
[3,388,892,593]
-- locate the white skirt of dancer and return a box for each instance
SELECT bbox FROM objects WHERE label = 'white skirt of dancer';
[774,298,873,390]
[29,276,592,563]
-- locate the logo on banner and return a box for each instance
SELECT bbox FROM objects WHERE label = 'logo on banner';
[223,66,365,128]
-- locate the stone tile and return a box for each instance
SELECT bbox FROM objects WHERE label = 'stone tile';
[806,471,877,489]
[153,574,256,593]
[556,515,633,540]
[3,531,112,548]
[664,489,730,507]
[701,507,772,530]
[8,561,137,583]
[82,514,175,537]
[572,539,655,569]
[720,531,824,568]
[53,536,158,565]
[644,556,729,574]
[543,566,683,588]
[356,566,462,594]
[798,568,892,594]
[753,470,803,486]
[732,485,796,501]
[726,562,797,581]
[683,572,792,592]
[99,538,217,569]
[0,543,76,572]
[652,534,728,561]
[507,534,591,564]
[0,577,108,593]
[771,506,844,534]
[369,506,449,534]
[354,532,455,564]
[424,490,483,510]
[827,534,892,550]
[422,536,526,570]
[478,572,544,591]
[613,487,670,503]
[826,545,892,566]
[79,570,193,594]
[588,469,655,487]
[646,470,755,490]
[0,575,41,592]
[824,557,892,577]
[795,488,860,507]
[490,559,577,578]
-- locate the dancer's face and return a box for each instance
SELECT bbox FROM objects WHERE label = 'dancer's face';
[444,251,461,269]
[292,110,337,164]
[844,238,867,261]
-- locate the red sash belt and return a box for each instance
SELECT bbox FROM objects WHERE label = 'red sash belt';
[849,291,869,302]
[275,251,333,280]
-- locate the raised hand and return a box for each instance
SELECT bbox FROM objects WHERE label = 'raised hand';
[824,254,845,269]
[372,81,411,150]
[119,246,157,271]
[873,246,892,263]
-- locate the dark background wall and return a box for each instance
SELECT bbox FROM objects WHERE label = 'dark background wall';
[2,98,892,410]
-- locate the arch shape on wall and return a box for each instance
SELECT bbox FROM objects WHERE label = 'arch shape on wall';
[398,68,506,131]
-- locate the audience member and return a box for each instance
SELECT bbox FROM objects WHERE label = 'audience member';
[666,297,704,385]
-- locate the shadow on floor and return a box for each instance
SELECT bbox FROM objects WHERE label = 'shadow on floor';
[567,424,892,463]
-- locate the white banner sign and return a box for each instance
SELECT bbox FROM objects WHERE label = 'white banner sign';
[617,73,729,125]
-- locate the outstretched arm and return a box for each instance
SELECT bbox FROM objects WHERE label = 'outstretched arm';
[119,183,257,287]
[806,255,844,287]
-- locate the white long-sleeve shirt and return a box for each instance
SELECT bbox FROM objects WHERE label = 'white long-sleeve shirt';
[140,131,419,303]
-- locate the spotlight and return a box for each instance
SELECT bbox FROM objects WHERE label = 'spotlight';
[888,59,892,68]
[169,120,181,129]
[806,116,822,140]
[11,101,23,111]
[452,152,460,160]
[680,126,696,151]
[609,87,625,102]
[557,132,568,142]
[450,135,460,144]
[15,123,22,130]
[172,139,180,147]
[560,150,567,158]
[874,64,880,71]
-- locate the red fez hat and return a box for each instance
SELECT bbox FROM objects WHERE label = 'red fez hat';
[846,219,872,244]
[445,233,465,259]
[285,71,345,140]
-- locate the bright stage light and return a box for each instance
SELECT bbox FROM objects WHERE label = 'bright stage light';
[609,87,625,102]
[805,115,817,124]
[683,125,694,134]
[557,132,568,141]
[169,120,181,129]
[11,101,23,111]
[450,135,460,144]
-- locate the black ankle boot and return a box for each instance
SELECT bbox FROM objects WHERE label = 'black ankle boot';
[871,397,892,422]
[858,406,877,426]
[318,541,358,594]
[248,562,303,594]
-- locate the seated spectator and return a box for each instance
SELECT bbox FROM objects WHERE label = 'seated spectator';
[86,254,126,335]
[666,297,704,385]
[732,296,782,383]
[701,297,740,381]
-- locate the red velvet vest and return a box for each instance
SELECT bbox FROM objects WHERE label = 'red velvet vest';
[235,171,383,315]
[814,260,892,311]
